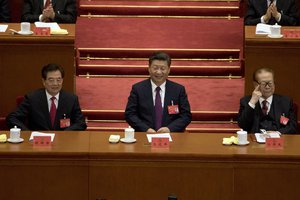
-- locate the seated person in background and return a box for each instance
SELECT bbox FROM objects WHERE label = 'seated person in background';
[125,52,192,133]
[6,64,87,131]
[245,0,299,26]
[0,0,10,22]
[21,0,77,23]
[238,67,297,134]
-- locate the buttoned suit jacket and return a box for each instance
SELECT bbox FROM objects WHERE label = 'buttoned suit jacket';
[0,0,10,22]
[245,0,299,25]
[238,94,297,134]
[125,79,192,132]
[21,0,76,23]
[6,89,86,131]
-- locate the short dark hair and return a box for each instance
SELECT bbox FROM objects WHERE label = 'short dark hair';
[149,52,171,67]
[41,64,65,80]
[252,67,274,82]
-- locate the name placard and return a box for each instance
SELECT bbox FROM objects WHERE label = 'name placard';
[33,136,51,146]
[151,137,169,148]
[266,138,284,149]
[33,27,50,36]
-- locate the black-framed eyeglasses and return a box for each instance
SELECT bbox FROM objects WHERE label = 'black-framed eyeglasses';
[258,81,274,87]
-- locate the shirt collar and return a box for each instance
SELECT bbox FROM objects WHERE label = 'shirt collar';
[259,95,273,105]
[150,79,166,92]
[45,90,60,101]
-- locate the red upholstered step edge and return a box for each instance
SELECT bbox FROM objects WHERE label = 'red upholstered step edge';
[79,0,242,16]
[77,48,241,60]
[76,59,244,76]
[85,121,240,133]
[82,110,238,121]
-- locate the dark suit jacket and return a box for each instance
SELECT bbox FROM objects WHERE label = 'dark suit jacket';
[238,94,297,134]
[125,79,192,132]
[245,0,299,25]
[0,0,10,22]
[6,89,86,131]
[21,0,76,23]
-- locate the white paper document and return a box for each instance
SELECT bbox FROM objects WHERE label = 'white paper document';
[255,132,280,143]
[146,133,173,143]
[255,23,271,35]
[29,131,55,142]
[34,22,61,30]
[0,25,8,32]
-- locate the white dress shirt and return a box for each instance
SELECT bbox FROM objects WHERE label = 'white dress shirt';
[45,90,59,112]
[151,80,166,108]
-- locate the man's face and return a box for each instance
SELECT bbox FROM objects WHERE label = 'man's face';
[255,71,275,99]
[148,60,170,86]
[42,70,63,96]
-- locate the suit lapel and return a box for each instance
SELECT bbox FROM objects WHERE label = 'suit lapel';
[144,80,155,126]
[40,90,53,129]
[253,101,262,132]
[162,80,171,126]
[273,95,281,128]
[39,0,44,12]
[55,91,65,129]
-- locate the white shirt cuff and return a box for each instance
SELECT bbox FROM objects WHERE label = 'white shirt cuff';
[248,102,256,109]
[261,16,267,24]
[277,13,282,22]
[39,14,43,22]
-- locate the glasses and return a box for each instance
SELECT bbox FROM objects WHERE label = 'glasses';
[46,78,63,84]
[258,81,274,87]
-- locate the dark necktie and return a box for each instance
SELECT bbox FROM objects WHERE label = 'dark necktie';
[262,100,268,115]
[44,0,51,9]
[155,87,163,131]
[50,96,57,128]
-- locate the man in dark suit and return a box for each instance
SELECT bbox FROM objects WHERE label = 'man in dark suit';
[245,0,299,25]
[6,64,86,131]
[125,52,192,133]
[21,0,76,23]
[238,67,297,134]
[0,0,10,22]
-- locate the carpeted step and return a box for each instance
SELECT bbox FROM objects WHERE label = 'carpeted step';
[75,17,244,59]
[76,76,244,121]
[79,0,243,17]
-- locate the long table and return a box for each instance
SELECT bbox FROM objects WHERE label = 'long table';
[0,131,300,200]
[0,23,75,117]
[245,26,300,119]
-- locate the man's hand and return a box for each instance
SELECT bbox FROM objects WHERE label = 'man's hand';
[270,4,281,21]
[249,85,262,105]
[146,128,156,133]
[263,4,272,22]
[157,127,170,133]
[42,4,55,22]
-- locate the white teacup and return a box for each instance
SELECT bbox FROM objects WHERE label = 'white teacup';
[270,23,281,36]
[20,22,31,33]
[10,126,21,141]
[237,130,248,144]
[124,126,135,140]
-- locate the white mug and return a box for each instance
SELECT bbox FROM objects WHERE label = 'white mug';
[10,126,21,141]
[21,22,31,33]
[124,126,135,140]
[270,23,281,36]
[237,130,248,144]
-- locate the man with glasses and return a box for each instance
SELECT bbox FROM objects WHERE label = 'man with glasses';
[6,64,86,131]
[238,67,297,134]
[125,52,192,133]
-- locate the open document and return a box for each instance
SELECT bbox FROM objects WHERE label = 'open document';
[255,23,271,35]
